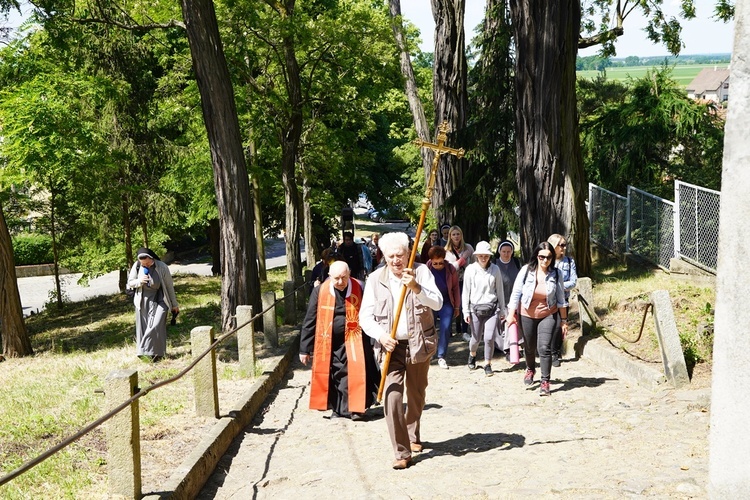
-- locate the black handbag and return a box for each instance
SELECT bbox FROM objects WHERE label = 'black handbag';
[474,303,496,319]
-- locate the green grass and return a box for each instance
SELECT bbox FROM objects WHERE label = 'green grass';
[577,63,726,87]
[587,253,715,375]
[0,268,289,498]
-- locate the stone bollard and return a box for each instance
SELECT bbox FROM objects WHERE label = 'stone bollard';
[105,369,141,499]
[262,291,279,347]
[576,277,596,335]
[236,306,256,377]
[650,290,690,388]
[295,276,306,319]
[191,326,219,418]
[283,280,297,325]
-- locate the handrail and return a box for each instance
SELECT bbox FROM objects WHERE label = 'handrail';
[0,280,308,488]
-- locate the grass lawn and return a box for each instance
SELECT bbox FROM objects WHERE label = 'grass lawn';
[0,268,290,498]
[0,256,715,496]
[577,63,728,87]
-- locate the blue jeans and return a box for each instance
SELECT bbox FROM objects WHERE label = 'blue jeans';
[435,303,454,359]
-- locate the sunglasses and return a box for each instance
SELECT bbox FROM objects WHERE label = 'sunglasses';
[558,243,567,248]
[537,254,552,261]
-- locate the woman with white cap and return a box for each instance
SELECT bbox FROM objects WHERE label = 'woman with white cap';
[461,241,506,376]
[127,247,180,361]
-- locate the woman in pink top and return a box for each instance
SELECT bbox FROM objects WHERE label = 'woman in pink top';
[505,242,568,396]
[444,225,474,336]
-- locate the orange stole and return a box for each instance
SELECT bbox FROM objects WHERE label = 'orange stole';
[309,279,367,412]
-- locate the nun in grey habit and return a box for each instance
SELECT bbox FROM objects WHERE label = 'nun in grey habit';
[126,247,179,359]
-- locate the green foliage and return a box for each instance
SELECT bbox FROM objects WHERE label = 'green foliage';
[581,0,698,59]
[578,66,724,196]
[220,0,416,235]
[11,232,53,265]
[464,0,516,240]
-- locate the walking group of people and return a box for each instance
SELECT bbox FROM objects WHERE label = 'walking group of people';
[299,225,577,470]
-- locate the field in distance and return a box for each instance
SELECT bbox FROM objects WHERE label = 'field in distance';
[577,63,729,86]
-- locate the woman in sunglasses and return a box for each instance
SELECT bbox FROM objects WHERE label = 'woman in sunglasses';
[548,234,578,367]
[505,242,568,396]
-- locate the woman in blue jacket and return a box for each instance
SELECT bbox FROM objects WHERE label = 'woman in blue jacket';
[548,233,578,366]
[505,242,568,396]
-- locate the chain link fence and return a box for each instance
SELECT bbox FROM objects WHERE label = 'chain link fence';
[675,181,721,272]
[588,181,719,273]
[627,186,674,269]
[589,183,627,255]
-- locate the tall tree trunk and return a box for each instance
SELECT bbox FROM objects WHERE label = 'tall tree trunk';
[387,0,435,190]
[279,1,303,282]
[141,216,149,249]
[208,218,221,276]
[301,161,318,268]
[120,195,133,291]
[509,0,591,273]
[48,187,63,310]
[180,0,261,331]
[0,205,33,357]
[247,136,267,282]
[432,0,472,237]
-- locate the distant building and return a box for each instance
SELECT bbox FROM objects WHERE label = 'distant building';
[686,67,730,103]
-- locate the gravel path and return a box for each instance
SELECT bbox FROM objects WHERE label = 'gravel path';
[198,337,709,499]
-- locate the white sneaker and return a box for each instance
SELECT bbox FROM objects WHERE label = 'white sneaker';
[438,358,449,369]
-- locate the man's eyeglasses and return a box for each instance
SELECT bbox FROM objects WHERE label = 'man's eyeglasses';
[537,254,552,261]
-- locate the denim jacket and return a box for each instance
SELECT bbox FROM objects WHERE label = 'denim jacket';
[555,256,578,298]
[507,264,568,313]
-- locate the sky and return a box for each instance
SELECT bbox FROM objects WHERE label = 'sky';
[400,0,735,58]
[4,1,735,58]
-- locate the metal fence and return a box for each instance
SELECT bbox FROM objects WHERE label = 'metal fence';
[588,183,627,255]
[675,180,721,272]
[627,186,675,270]
[588,180,721,273]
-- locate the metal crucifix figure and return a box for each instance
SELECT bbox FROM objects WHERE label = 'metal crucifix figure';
[376,121,465,402]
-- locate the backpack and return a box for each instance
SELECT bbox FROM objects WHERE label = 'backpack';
[125,262,141,299]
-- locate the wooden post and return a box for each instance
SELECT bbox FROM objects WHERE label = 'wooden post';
[576,277,596,335]
[105,369,141,499]
[283,280,296,325]
[262,291,278,347]
[236,306,256,377]
[191,326,219,418]
[295,276,306,320]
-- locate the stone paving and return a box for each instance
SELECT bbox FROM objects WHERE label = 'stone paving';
[198,337,710,499]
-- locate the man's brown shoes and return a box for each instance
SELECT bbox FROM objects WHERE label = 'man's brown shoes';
[392,457,412,470]
[410,442,423,452]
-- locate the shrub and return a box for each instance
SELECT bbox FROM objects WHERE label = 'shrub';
[12,233,54,265]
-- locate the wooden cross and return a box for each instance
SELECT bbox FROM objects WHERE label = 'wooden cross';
[413,121,465,209]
